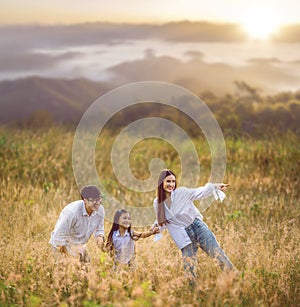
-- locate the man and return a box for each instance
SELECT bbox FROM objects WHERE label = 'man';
[49,185,105,263]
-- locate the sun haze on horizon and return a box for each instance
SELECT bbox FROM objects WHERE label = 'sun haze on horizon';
[238,5,283,40]
[0,0,300,27]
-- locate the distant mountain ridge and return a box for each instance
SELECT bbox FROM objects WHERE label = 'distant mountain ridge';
[1,76,299,137]
[0,77,112,123]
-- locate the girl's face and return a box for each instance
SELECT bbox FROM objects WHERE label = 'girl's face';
[163,174,176,195]
[118,212,131,229]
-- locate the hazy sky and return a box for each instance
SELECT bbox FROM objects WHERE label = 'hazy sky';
[1,0,299,93]
[1,0,300,25]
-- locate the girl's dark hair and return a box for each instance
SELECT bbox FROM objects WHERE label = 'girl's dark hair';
[105,209,132,254]
[157,169,177,226]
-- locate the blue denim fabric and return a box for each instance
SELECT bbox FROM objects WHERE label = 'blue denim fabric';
[181,218,235,278]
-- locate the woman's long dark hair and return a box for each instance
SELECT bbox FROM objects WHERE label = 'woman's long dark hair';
[105,209,132,254]
[157,169,177,226]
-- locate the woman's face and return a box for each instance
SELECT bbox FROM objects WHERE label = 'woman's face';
[118,212,131,229]
[163,174,176,194]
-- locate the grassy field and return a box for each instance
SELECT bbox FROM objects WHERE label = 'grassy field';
[0,126,299,306]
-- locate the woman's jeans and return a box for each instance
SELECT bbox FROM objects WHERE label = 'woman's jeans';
[181,218,236,279]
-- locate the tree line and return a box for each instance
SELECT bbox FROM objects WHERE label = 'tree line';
[14,81,300,138]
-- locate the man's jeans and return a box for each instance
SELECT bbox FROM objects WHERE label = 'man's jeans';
[181,218,235,279]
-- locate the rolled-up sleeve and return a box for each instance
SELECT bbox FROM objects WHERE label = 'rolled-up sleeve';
[189,183,216,201]
[49,210,74,247]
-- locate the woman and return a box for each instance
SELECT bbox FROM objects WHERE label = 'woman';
[153,169,237,280]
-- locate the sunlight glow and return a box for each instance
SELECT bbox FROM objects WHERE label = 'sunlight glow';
[240,8,281,40]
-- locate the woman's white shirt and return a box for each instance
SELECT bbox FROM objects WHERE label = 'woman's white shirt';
[153,183,224,249]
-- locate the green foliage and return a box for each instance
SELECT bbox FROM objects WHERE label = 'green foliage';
[9,87,300,137]
[28,295,42,307]
[227,210,245,221]
[204,87,300,137]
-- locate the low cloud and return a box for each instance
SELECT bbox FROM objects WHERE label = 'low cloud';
[1,22,299,93]
[107,51,300,94]
[0,49,82,71]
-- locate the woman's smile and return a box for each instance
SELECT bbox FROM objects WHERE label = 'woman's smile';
[163,175,176,194]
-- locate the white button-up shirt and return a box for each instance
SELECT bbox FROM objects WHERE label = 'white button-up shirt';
[49,200,105,253]
[153,183,220,249]
[112,230,135,264]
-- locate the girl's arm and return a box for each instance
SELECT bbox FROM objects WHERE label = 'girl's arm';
[132,226,160,240]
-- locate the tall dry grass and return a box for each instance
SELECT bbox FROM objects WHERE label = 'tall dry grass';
[0,126,299,306]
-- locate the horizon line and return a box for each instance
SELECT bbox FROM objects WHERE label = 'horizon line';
[1,19,300,27]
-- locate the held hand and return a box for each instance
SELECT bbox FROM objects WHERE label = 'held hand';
[102,243,110,253]
[96,236,104,250]
[219,183,230,191]
[58,245,68,255]
[151,226,160,235]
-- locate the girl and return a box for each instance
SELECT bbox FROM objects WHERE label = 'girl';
[153,169,238,280]
[105,209,159,268]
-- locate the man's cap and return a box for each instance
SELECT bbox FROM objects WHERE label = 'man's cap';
[80,185,101,199]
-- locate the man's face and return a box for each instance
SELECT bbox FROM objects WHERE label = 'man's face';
[84,197,102,213]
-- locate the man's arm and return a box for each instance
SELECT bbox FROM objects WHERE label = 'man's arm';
[95,235,104,250]
[94,206,105,249]
[49,209,74,252]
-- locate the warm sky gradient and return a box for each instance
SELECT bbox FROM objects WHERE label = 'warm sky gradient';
[1,0,300,26]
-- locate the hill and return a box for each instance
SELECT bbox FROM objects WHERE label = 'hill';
[0,77,299,137]
[0,77,112,123]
